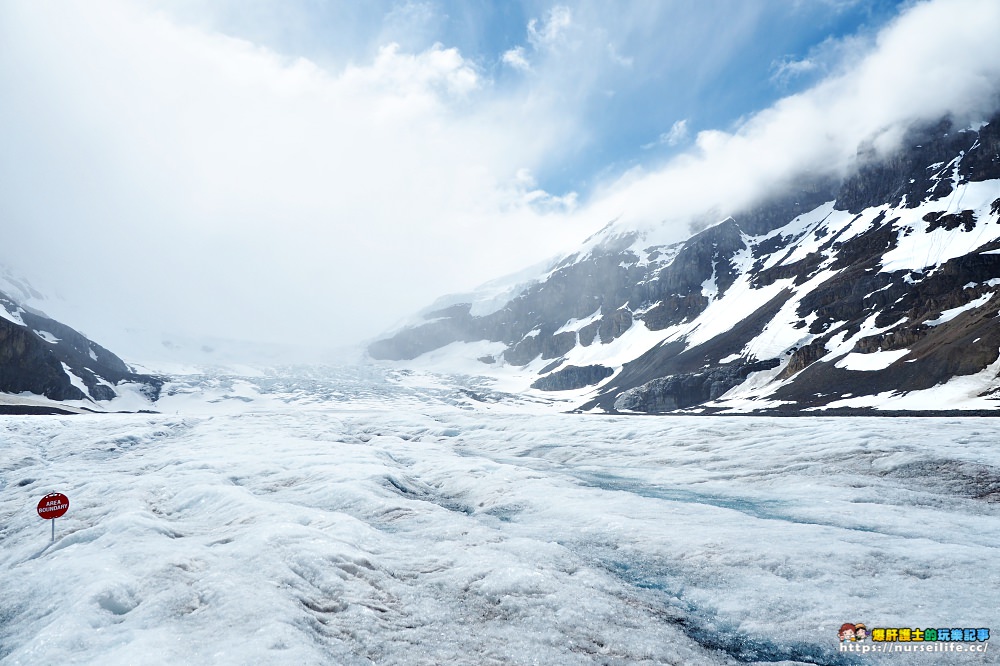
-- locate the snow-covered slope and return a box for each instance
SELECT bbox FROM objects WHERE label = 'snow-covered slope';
[0,269,162,413]
[370,115,1000,413]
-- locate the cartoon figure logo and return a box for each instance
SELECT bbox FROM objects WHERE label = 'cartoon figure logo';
[839,623,857,642]
[854,623,867,641]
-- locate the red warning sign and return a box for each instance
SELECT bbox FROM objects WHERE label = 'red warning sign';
[37,493,69,520]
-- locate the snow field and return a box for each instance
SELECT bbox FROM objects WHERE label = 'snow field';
[2,378,1000,664]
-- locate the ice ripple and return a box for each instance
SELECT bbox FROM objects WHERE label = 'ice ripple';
[1,371,998,664]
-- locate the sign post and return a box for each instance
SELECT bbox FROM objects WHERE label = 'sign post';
[37,493,69,541]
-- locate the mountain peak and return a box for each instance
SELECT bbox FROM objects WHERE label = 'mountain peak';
[0,270,162,412]
[370,114,1000,414]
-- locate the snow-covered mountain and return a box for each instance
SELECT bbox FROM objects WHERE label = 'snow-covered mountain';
[0,269,162,413]
[370,114,1000,414]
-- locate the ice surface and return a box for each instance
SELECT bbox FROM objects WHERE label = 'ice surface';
[1,367,998,665]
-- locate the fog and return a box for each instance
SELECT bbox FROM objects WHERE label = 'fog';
[1,0,998,361]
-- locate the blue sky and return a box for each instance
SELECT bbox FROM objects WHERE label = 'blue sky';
[158,0,910,197]
[1,0,998,354]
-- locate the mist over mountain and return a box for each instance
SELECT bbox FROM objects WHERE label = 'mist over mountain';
[3,0,999,353]
[0,270,161,413]
[371,113,1000,414]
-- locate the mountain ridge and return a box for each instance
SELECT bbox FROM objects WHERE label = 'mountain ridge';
[0,276,162,411]
[370,113,1000,413]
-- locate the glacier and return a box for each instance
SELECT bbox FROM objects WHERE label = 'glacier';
[1,367,997,665]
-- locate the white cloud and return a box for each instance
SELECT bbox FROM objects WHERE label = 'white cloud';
[769,32,871,89]
[769,57,818,85]
[640,119,689,150]
[509,169,578,214]
[1,0,999,357]
[502,46,531,71]
[355,42,480,98]
[0,0,583,351]
[579,0,1000,245]
[528,6,574,50]
[381,1,437,38]
[662,119,689,146]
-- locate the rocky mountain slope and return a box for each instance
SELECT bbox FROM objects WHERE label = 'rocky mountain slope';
[370,114,1000,413]
[0,274,161,412]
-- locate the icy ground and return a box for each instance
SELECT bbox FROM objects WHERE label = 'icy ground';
[1,367,999,665]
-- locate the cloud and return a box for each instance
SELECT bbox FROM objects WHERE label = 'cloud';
[502,46,531,71]
[381,1,439,44]
[509,169,579,214]
[0,0,582,353]
[580,0,1000,244]
[769,56,818,86]
[769,32,870,89]
[1,0,998,360]
[640,119,689,149]
[528,6,574,50]
[663,120,690,147]
[358,42,480,97]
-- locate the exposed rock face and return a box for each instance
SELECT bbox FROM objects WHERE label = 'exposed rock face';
[372,112,1000,413]
[530,365,614,391]
[0,291,161,403]
[779,342,827,379]
[614,359,780,412]
[834,120,979,214]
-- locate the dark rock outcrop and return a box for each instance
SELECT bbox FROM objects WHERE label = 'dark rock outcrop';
[779,341,827,379]
[531,364,614,391]
[0,291,161,403]
[836,119,975,213]
[614,359,780,412]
